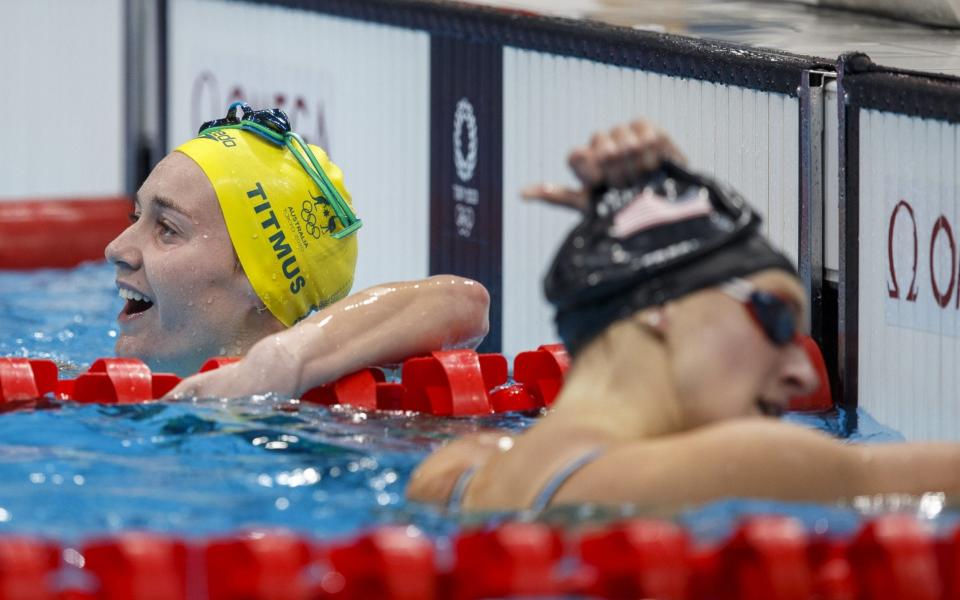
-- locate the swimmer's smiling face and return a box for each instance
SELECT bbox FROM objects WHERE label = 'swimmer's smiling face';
[664,269,820,426]
[104,152,266,374]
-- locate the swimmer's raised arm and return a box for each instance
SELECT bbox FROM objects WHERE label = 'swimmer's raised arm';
[165,275,489,400]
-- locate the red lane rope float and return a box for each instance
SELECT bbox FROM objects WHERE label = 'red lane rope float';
[0,336,834,418]
[716,516,813,600]
[82,534,189,600]
[400,351,499,416]
[808,535,857,600]
[578,519,691,599]
[0,514,956,600]
[449,522,566,599]
[0,537,61,600]
[0,197,131,270]
[205,532,315,600]
[324,526,437,600]
[68,359,180,404]
[849,514,943,600]
[0,359,58,401]
[512,344,569,408]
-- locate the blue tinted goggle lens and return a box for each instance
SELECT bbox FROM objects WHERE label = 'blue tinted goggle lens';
[748,291,797,346]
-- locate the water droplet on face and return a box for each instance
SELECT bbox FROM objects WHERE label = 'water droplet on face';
[252,234,259,239]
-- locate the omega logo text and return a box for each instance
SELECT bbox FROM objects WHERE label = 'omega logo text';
[887,199,960,310]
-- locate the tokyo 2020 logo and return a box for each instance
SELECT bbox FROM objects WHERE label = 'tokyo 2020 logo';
[453,98,478,183]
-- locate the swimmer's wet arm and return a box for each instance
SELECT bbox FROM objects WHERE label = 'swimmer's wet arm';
[281,275,490,396]
[548,419,960,507]
[165,276,489,400]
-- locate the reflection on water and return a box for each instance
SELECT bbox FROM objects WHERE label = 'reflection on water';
[0,262,119,375]
[0,395,537,542]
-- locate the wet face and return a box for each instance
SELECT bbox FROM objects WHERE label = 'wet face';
[104,152,265,374]
[665,269,820,427]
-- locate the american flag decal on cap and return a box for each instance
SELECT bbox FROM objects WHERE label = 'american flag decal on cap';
[610,187,712,239]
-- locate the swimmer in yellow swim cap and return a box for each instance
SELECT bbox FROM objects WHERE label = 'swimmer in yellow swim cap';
[409,120,960,511]
[105,103,489,397]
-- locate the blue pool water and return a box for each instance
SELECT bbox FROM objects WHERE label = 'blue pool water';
[0,261,951,544]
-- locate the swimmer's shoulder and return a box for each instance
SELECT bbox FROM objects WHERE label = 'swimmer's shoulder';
[461,423,618,511]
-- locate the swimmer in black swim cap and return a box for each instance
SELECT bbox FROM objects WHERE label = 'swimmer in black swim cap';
[409,120,960,511]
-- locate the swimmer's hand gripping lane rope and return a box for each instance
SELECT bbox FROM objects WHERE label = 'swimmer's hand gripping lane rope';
[199,102,362,239]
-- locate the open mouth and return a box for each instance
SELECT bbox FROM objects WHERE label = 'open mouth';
[119,288,155,317]
[756,399,784,418]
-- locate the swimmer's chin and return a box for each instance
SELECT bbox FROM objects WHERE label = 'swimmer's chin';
[114,338,198,377]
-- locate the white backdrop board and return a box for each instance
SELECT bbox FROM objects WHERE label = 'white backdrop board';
[857,110,960,440]
[838,62,960,440]
[0,0,124,201]
[502,48,802,357]
[168,0,431,291]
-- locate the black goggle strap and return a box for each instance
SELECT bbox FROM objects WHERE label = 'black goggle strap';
[199,102,362,239]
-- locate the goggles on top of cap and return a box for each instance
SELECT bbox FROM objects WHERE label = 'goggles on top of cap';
[199,101,362,239]
[720,278,799,347]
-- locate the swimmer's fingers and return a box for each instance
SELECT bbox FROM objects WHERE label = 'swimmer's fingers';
[568,145,604,189]
[163,367,241,400]
[628,120,687,175]
[163,377,200,401]
[520,183,589,212]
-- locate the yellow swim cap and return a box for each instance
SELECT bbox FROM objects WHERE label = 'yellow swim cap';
[176,106,359,327]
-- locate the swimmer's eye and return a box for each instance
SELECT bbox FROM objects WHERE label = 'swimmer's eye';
[157,219,178,239]
[128,212,140,224]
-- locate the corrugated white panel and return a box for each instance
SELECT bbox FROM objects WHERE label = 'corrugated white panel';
[858,109,960,440]
[0,0,123,200]
[502,48,801,358]
[169,0,430,290]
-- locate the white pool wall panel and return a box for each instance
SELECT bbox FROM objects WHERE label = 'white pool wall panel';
[0,0,124,201]
[169,0,430,291]
[858,109,960,441]
[502,48,801,358]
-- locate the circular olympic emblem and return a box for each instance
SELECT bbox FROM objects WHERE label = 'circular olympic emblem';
[453,98,478,183]
[301,200,322,240]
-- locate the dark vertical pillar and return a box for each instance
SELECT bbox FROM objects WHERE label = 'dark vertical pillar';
[837,53,868,435]
[429,36,503,353]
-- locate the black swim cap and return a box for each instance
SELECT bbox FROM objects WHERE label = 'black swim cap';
[544,162,796,356]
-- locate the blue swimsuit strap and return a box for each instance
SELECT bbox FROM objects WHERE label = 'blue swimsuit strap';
[445,447,606,513]
[530,447,606,512]
[446,466,478,512]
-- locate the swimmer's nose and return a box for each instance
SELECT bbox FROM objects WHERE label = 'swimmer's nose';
[778,341,821,398]
[104,226,142,271]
